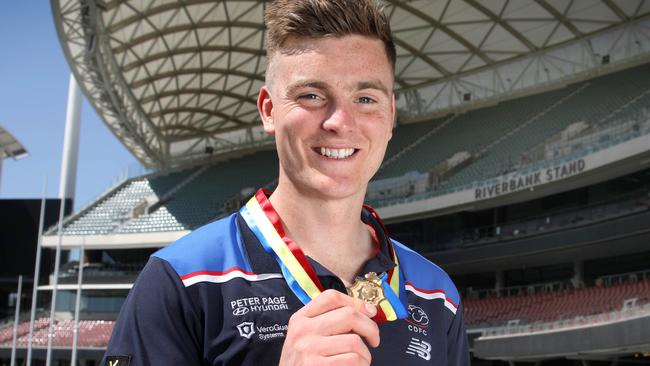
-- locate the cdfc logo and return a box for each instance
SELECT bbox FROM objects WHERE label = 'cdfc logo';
[407,304,429,327]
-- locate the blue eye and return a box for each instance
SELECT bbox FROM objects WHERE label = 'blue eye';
[297,93,326,107]
[358,96,375,104]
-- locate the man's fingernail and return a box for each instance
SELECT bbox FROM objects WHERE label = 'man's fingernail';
[364,303,377,317]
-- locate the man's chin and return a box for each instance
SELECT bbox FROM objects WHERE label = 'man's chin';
[305,178,367,201]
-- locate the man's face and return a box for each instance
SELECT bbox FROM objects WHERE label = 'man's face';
[258,35,395,200]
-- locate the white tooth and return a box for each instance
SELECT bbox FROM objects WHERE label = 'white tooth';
[321,147,355,158]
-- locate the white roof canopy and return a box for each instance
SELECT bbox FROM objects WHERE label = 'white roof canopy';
[52,0,650,169]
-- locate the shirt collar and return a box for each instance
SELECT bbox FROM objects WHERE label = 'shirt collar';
[237,201,396,279]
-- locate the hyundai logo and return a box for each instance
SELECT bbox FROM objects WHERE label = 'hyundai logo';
[233,307,250,316]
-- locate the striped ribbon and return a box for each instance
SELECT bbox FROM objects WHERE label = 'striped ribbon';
[240,190,407,322]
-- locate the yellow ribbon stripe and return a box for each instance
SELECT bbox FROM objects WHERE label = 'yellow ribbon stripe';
[245,198,322,300]
[379,299,398,321]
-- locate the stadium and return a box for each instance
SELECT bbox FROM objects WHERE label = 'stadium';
[2,0,650,364]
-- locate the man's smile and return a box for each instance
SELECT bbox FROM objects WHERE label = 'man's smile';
[314,147,359,159]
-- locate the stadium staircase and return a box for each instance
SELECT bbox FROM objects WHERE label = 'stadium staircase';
[378,114,458,174]
[523,67,650,163]
[366,63,650,208]
[114,165,210,233]
[117,150,278,233]
[56,180,158,235]
[443,83,590,186]
[53,168,197,235]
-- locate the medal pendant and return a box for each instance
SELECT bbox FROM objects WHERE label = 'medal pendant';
[346,272,387,306]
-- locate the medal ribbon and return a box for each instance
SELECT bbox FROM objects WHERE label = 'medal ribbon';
[365,206,407,321]
[240,189,407,322]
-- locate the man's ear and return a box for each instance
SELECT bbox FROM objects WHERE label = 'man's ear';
[258,85,275,135]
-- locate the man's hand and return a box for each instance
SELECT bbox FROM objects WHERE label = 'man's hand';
[279,289,380,366]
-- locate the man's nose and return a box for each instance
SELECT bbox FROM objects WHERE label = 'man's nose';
[322,102,354,133]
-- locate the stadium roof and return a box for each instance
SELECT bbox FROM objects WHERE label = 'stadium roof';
[0,126,29,160]
[52,0,650,169]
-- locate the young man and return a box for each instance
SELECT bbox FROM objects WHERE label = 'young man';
[103,1,468,365]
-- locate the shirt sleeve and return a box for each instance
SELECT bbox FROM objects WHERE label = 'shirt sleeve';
[447,303,470,366]
[102,256,203,366]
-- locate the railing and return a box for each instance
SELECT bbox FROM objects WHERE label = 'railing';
[58,262,144,279]
[396,185,649,253]
[478,301,650,339]
[367,112,650,208]
[466,280,573,300]
[466,269,650,301]
[457,186,650,246]
[532,111,650,164]
[601,269,650,287]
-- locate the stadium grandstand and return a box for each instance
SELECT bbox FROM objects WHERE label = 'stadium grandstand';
[3,0,650,364]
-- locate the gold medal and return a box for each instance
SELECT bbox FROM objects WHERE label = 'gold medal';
[346,272,387,307]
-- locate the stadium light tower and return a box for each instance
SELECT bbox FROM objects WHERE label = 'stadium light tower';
[0,125,29,194]
[45,73,82,366]
[58,73,82,202]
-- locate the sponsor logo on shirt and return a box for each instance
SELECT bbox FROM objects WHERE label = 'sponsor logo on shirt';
[103,356,131,366]
[256,323,288,341]
[236,321,256,339]
[406,338,431,361]
[236,321,289,341]
[405,304,429,336]
[231,296,289,316]
[232,306,250,316]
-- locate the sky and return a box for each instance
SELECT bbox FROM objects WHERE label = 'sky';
[0,1,139,210]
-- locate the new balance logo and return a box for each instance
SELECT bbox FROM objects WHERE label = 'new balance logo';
[406,338,431,361]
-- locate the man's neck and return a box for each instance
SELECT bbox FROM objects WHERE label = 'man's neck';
[268,182,373,285]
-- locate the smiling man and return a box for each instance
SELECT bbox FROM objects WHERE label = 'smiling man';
[102,1,468,365]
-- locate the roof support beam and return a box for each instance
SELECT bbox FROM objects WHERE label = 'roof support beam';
[393,38,451,78]
[464,0,537,52]
[163,123,262,142]
[149,107,250,127]
[120,46,265,72]
[602,0,629,21]
[130,68,264,89]
[534,0,583,38]
[140,89,257,106]
[387,0,494,65]
[104,0,263,30]
[111,22,265,54]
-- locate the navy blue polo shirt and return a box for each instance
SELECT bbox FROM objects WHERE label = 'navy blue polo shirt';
[103,209,469,365]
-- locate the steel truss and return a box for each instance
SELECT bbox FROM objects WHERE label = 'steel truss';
[52,0,650,168]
